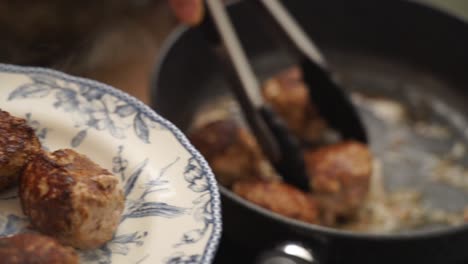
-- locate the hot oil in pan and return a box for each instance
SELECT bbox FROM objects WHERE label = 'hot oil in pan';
[333,50,468,233]
[345,94,468,233]
[191,52,468,234]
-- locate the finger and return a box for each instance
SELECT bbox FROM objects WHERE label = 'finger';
[169,0,204,26]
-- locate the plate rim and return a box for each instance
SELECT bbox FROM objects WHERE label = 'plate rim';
[0,63,222,264]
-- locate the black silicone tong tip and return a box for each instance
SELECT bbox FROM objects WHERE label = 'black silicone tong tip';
[256,0,367,144]
[301,59,367,143]
[260,106,310,191]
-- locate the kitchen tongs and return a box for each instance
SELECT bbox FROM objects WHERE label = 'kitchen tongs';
[202,0,367,192]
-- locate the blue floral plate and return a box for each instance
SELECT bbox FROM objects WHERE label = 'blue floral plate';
[0,64,222,263]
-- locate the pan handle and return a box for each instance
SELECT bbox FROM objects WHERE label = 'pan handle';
[255,242,320,264]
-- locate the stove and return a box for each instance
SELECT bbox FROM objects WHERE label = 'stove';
[213,235,468,264]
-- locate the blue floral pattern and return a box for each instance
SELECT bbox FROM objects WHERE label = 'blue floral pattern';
[0,64,221,264]
[8,74,162,147]
[0,213,28,236]
[166,253,201,264]
[174,158,213,248]
[24,112,48,141]
[79,146,188,263]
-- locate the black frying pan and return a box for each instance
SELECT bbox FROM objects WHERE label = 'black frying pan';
[151,0,468,263]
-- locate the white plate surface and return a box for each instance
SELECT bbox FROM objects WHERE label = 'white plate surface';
[0,64,222,264]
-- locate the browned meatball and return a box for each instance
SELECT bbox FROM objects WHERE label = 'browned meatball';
[0,109,41,190]
[0,233,78,264]
[20,149,124,249]
[262,67,328,143]
[305,141,372,225]
[233,180,320,224]
[189,119,279,186]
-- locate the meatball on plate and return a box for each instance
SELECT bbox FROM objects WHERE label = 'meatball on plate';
[0,233,79,264]
[0,110,41,191]
[0,64,221,264]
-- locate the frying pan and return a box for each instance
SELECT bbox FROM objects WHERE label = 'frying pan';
[151,0,468,263]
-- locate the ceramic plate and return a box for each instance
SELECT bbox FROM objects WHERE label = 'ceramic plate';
[0,64,221,263]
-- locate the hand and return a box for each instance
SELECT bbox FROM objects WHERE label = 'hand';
[169,0,204,25]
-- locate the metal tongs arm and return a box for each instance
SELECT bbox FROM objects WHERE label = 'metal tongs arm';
[205,0,310,191]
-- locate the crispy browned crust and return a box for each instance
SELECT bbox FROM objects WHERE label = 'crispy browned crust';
[305,141,372,225]
[0,233,78,264]
[0,109,41,190]
[233,180,320,224]
[20,149,124,249]
[190,119,279,186]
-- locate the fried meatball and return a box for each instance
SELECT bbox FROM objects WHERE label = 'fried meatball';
[189,119,279,186]
[0,233,78,264]
[233,180,320,224]
[0,109,41,190]
[20,149,124,249]
[305,141,372,225]
[262,67,328,143]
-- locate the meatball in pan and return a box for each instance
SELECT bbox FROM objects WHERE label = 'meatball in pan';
[190,119,279,186]
[262,67,328,144]
[305,141,373,225]
[233,180,320,224]
[20,149,124,249]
